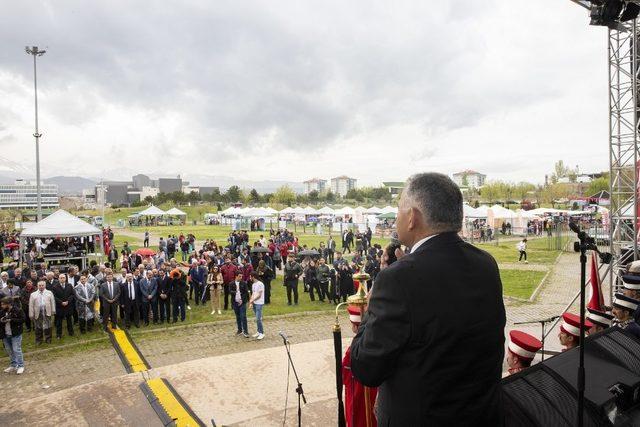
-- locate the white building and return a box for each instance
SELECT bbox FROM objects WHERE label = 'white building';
[330,176,357,197]
[452,170,486,189]
[303,178,327,194]
[0,180,59,209]
[141,186,160,200]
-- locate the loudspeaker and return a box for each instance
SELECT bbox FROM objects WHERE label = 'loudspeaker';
[502,328,640,426]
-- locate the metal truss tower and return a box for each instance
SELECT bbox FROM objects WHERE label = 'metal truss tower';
[608,20,640,294]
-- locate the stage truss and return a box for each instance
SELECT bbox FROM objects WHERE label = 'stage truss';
[608,20,640,296]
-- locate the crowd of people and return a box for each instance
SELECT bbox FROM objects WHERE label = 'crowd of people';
[0,225,386,375]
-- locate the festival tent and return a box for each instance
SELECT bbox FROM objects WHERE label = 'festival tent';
[472,205,490,218]
[292,206,307,215]
[165,207,187,217]
[137,205,166,216]
[365,206,383,214]
[279,207,296,214]
[378,212,397,220]
[318,206,335,215]
[334,206,356,216]
[380,206,398,214]
[265,207,279,215]
[463,204,480,218]
[488,204,517,219]
[303,206,318,215]
[242,207,275,217]
[20,209,102,238]
[527,207,566,216]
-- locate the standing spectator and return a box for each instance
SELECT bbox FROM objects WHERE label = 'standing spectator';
[28,280,55,344]
[143,230,150,248]
[120,273,141,328]
[0,296,25,374]
[305,259,321,302]
[140,270,158,325]
[170,269,188,323]
[0,279,21,307]
[517,238,528,264]
[249,272,265,340]
[108,246,119,269]
[52,274,75,339]
[337,261,354,303]
[326,236,336,264]
[229,272,249,337]
[20,279,36,332]
[220,257,239,311]
[156,269,171,323]
[74,274,95,333]
[317,258,331,302]
[180,240,190,262]
[256,260,274,305]
[208,265,224,315]
[100,273,120,330]
[283,254,302,306]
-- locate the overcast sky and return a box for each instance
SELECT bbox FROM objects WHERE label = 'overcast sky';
[0,0,609,186]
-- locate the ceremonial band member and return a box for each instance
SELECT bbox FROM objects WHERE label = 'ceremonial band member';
[621,274,640,322]
[343,305,377,427]
[586,308,613,335]
[350,173,506,425]
[612,293,640,338]
[558,312,593,351]
[506,330,542,375]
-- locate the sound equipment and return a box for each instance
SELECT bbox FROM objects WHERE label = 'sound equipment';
[503,328,640,426]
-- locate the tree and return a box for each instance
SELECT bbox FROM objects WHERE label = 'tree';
[308,190,319,203]
[553,160,569,182]
[143,196,154,204]
[226,185,242,202]
[587,176,609,196]
[249,189,261,204]
[271,185,297,206]
[325,190,335,202]
[187,191,200,203]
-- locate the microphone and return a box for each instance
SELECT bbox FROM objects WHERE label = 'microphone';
[279,331,289,344]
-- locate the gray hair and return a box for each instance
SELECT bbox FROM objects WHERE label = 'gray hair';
[402,172,463,232]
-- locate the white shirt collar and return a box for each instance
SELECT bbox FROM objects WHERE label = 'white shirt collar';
[410,234,439,254]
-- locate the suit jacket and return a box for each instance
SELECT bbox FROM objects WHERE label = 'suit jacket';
[99,281,121,304]
[350,232,506,426]
[29,289,56,319]
[140,276,158,301]
[120,280,142,306]
[228,281,249,305]
[156,275,171,299]
[52,282,76,314]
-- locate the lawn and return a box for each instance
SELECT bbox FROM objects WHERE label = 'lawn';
[476,238,562,265]
[500,269,546,300]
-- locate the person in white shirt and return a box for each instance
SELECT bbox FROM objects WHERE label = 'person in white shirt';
[0,272,8,289]
[249,272,265,340]
[517,238,528,264]
[28,280,55,344]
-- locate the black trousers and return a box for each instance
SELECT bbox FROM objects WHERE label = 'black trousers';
[192,282,203,305]
[285,280,299,304]
[172,298,186,321]
[308,280,321,301]
[519,251,527,261]
[319,281,329,301]
[264,280,271,304]
[55,311,74,337]
[35,325,52,344]
[223,283,231,310]
[79,318,94,333]
[103,301,118,330]
[124,302,140,328]
[158,297,171,322]
[327,251,334,264]
[142,299,157,324]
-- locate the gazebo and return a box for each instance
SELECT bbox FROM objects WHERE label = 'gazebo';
[165,207,187,225]
[19,210,103,270]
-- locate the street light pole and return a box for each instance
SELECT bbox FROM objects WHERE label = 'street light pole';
[25,46,46,222]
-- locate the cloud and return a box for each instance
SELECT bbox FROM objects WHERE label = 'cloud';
[0,0,609,185]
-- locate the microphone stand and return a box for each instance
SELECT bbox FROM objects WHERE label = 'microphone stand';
[513,316,559,361]
[280,333,307,427]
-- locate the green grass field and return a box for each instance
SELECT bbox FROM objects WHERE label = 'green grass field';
[500,269,546,300]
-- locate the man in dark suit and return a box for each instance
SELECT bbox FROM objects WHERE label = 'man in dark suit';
[99,272,120,330]
[350,173,506,426]
[120,273,141,328]
[228,272,249,337]
[156,269,171,323]
[52,273,75,338]
[67,266,81,325]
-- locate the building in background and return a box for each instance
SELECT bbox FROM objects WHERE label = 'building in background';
[158,177,183,194]
[330,176,357,197]
[132,174,151,189]
[382,181,405,198]
[198,186,220,197]
[452,170,486,189]
[303,178,327,194]
[0,180,59,210]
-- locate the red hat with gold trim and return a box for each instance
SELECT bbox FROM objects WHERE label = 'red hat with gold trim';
[508,330,542,361]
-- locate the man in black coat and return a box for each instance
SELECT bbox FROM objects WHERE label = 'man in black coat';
[120,273,141,328]
[51,273,75,338]
[156,269,171,323]
[350,173,506,426]
[228,272,249,336]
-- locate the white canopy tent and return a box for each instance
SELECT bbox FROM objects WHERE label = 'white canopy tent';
[334,206,356,216]
[137,205,166,216]
[380,206,398,214]
[303,206,318,215]
[318,206,335,215]
[365,206,383,214]
[165,207,187,216]
[20,210,102,238]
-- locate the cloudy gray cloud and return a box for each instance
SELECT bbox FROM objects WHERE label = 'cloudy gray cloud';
[0,0,609,184]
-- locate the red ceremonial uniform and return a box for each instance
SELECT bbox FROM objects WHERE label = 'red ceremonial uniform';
[343,346,378,427]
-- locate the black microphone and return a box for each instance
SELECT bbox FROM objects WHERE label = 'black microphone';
[279,331,289,344]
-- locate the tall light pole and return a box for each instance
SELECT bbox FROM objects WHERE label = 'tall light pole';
[25,46,46,222]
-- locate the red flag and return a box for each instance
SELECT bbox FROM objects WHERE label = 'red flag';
[587,252,604,311]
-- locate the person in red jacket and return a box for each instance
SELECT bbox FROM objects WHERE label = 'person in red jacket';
[343,305,377,427]
[220,257,238,311]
